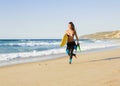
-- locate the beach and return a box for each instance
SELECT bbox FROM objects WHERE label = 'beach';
[1,0,120,86]
[0,48,120,86]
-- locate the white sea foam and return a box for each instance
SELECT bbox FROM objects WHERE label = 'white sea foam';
[81,40,120,51]
[0,48,66,61]
[0,42,60,47]
[0,40,120,62]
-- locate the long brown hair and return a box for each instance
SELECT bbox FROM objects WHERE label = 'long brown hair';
[69,22,76,32]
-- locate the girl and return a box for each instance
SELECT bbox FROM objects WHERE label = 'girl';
[66,22,79,64]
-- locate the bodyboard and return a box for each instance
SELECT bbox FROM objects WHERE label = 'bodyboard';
[60,34,68,47]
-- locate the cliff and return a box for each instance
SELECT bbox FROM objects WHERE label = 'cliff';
[80,30,120,39]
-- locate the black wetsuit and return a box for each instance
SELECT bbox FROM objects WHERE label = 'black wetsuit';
[66,41,76,64]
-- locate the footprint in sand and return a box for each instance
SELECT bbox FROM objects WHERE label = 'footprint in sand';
[106,79,119,86]
[38,64,41,66]
[45,64,48,66]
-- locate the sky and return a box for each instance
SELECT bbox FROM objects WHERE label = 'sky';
[0,0,120,39]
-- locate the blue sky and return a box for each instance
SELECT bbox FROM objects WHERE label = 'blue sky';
[0,0,120,39]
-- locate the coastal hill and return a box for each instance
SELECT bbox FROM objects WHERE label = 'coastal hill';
[80,30,120,39]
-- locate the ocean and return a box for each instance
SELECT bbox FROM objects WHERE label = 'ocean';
[0,39,120,66]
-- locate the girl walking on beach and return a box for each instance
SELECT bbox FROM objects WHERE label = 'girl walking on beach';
[66,22,79,64]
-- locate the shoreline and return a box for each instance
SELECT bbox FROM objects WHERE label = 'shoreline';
[0,46,120,67]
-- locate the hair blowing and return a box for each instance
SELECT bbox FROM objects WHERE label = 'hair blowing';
[69,22,76,31]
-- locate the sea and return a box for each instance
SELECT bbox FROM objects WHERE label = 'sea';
[0,39,120,66]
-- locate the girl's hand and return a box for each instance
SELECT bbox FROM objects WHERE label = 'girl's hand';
[77,42,79,46]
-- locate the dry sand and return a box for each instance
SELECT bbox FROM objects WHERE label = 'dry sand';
[0,48,120,86]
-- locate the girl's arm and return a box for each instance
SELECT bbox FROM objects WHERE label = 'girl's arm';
[75,31,79,44]
[65,30,69,35]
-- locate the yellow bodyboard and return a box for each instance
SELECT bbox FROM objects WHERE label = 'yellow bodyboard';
[60,34,68,47]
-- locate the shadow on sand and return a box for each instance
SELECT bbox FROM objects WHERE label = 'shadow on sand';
[89,57,120,62]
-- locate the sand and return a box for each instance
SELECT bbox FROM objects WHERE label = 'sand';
[0,48,120,86]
